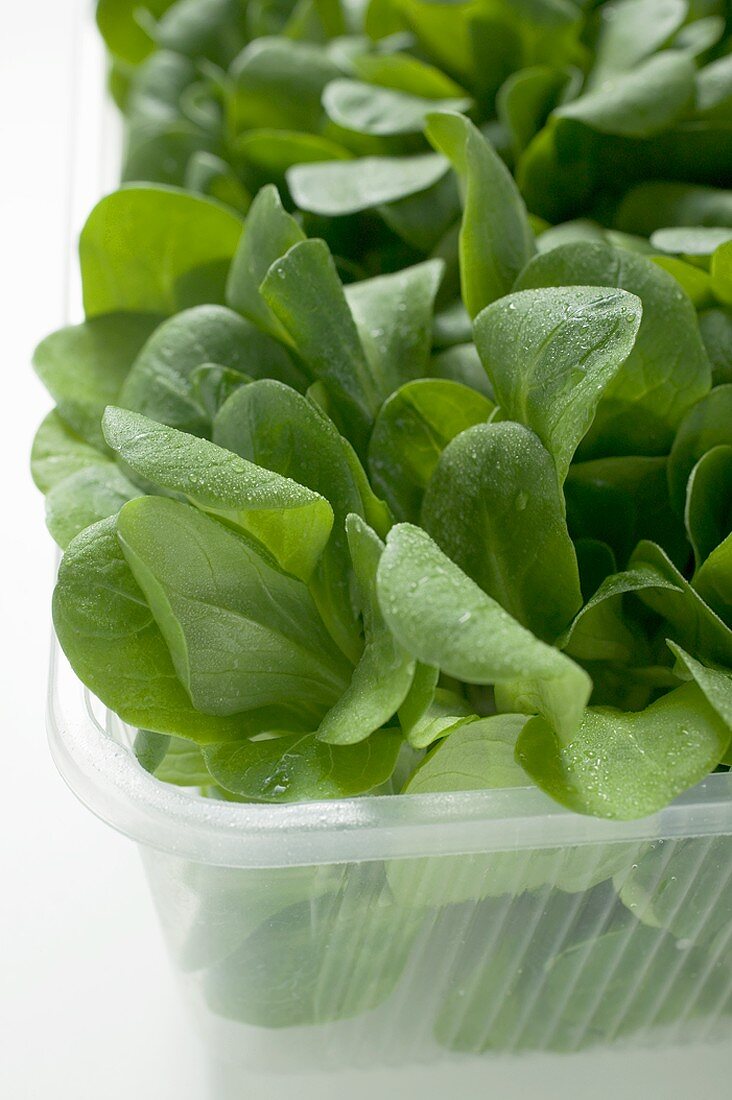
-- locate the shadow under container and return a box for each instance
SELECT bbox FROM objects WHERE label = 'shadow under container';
[48,643,732,1099]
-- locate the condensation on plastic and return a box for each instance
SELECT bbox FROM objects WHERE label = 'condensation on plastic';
[48,6,732,1097]
[49,644,732,1093]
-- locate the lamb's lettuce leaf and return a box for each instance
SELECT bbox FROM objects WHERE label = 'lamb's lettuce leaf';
[80,185,243,317]
[376,524,591,740]
[103,407,334,581]
[116,496,349,718]
[425,111,535,318]
[422,422,582,642]
[474,284,642,481]
[517,683,730,820]
[203,728,401,802]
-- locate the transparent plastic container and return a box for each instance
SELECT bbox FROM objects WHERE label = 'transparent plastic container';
[48,642,732,1098]
[49,6,732,1097]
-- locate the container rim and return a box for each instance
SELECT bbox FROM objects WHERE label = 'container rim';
[48,636,732,868]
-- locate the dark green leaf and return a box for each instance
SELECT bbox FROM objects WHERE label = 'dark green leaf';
[225,185,306,342]
[53,516,244,741]
[425,111,535,317]
[117,496,349,717]
[685,445,732,568]
[377,524,591,739]
[229,37,340,132]
[514,242,711,458]
[260,238,379,445]
[317,516,415,745]
[423,422,582,642]
[213,378,367,658]
[33,313,162,448]
[668,384,732,513]
[368,379,494,523]
[475,283,642,480]
[103,407,334,581]
[119,304,304,436]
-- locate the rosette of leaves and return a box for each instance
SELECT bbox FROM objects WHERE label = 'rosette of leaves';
[32,4,732,818]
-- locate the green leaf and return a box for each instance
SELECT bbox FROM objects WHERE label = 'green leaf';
[368,379,494,523]
[287,153,449,217]
[497,64,578,158]
[31,410,111,494]
[557,51,696,139]
[559,561,680,666]
[133,729,171,776]
[402,687,474,751]
[185,151,252,216]
[616,181,732,236]
[80,185,243,317]
[629,540,732,667]
[517,682,730,820]
[33,313,162,448]
[344,259,444,398]
[617,836,732,946]
[650,226,732,258]
[45,465,141,549]
[429,343,493,396]
[117,496,349,717]
[376,524,591,740]
[474,284,642,481]
[96,0,175,64]
[202,888,415,1027]
[53,516,243,741]
[707,235,732,304]
[225,185,306,343]
[317,515,415,745]
[423,422,582,642]
[103,407,333,582]
[588,0,687,85]
[694,533,732,627]
[260,238,379,445]
[668,384,732,514]
[351,50,469,99]
[397,662,439,734]
[651,255,713,309]
[685,445,732,568]
[155,0,247,67]
[323,79,471,136]
[379,171,461,252]
[189,365,252,422]
[698,308,732,386]
[213,379,366,659]
[425,111,535,318]
[135,731,214,786]
[566,455,685,568]
[404,714,529,793]
[514,241,711,458]
[229,37,340,133]
[119,304,304,436]
[668,642,732,729]
[203,728,401,801]
[235,129,352,182]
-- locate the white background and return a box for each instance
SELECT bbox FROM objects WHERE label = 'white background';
[0,2,204,1096]
[1,3,730,1098]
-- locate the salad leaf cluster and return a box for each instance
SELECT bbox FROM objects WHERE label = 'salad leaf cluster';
[33,0,732,819]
